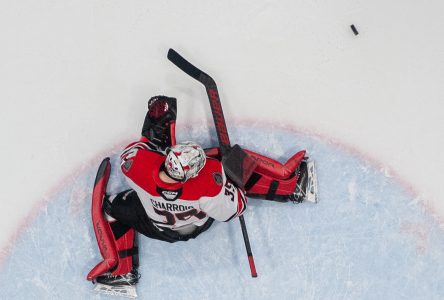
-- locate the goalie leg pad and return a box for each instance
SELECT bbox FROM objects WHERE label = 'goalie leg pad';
[245,172,299,201]
[205,147,314,202]
[109,223,138,276]
[205,147,306,181]
[103,192,140,277]
[87,160,139,282]
[243,149,306,180]
[245,159,319,203]
[87,158,119,281]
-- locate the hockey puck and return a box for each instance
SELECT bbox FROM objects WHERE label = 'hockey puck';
[350,24,359,35]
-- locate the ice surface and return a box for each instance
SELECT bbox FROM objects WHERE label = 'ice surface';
[1,126,442,299]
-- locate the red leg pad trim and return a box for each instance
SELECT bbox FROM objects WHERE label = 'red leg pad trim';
[283,150,306,177]
[244,149,305,180]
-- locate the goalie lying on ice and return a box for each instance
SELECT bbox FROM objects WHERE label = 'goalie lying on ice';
[86,95,318,295]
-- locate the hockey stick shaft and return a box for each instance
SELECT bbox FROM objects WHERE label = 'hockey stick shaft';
[167,48,231,155]
[167,48,257,277]
[239,213,257,277]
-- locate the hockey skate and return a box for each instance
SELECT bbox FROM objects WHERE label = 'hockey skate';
[289,160,318,203]
[94,269,140,298]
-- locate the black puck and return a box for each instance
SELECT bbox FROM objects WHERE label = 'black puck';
[350,24,359,35]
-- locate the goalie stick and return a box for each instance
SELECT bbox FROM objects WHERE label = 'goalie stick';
[167,48,258,278]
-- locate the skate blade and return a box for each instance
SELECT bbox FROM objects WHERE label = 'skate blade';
[94,283,137,298]
[304,160,318,203]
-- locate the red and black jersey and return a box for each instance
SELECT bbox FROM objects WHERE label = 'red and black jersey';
[120,139,247,231]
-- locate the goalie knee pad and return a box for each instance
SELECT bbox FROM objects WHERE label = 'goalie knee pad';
[245,171,299,201]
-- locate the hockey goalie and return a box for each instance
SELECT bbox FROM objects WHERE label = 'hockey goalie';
[86,96,318,298]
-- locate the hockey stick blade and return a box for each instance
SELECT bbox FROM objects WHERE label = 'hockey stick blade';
[167,48,202,81]
[167,48,230,153]
[167,48,217,89]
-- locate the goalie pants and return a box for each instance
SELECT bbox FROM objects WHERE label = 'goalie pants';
[108,190,215,243]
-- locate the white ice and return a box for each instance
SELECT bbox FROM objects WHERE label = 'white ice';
[0,1,443,299]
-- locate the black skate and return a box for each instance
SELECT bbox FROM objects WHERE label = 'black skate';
[289,159,318,203]
[94,269,140,298]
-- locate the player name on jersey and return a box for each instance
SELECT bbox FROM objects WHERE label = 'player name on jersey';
[150,199,195,212]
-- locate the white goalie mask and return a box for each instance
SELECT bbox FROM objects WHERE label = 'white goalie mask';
[165,142,206,182]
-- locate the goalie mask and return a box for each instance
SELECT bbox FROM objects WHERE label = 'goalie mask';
[165,142,206,182]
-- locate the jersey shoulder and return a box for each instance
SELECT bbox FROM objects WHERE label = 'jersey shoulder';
[121,148,163,184]
[121,148,224,201]
[182,157,224,199]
